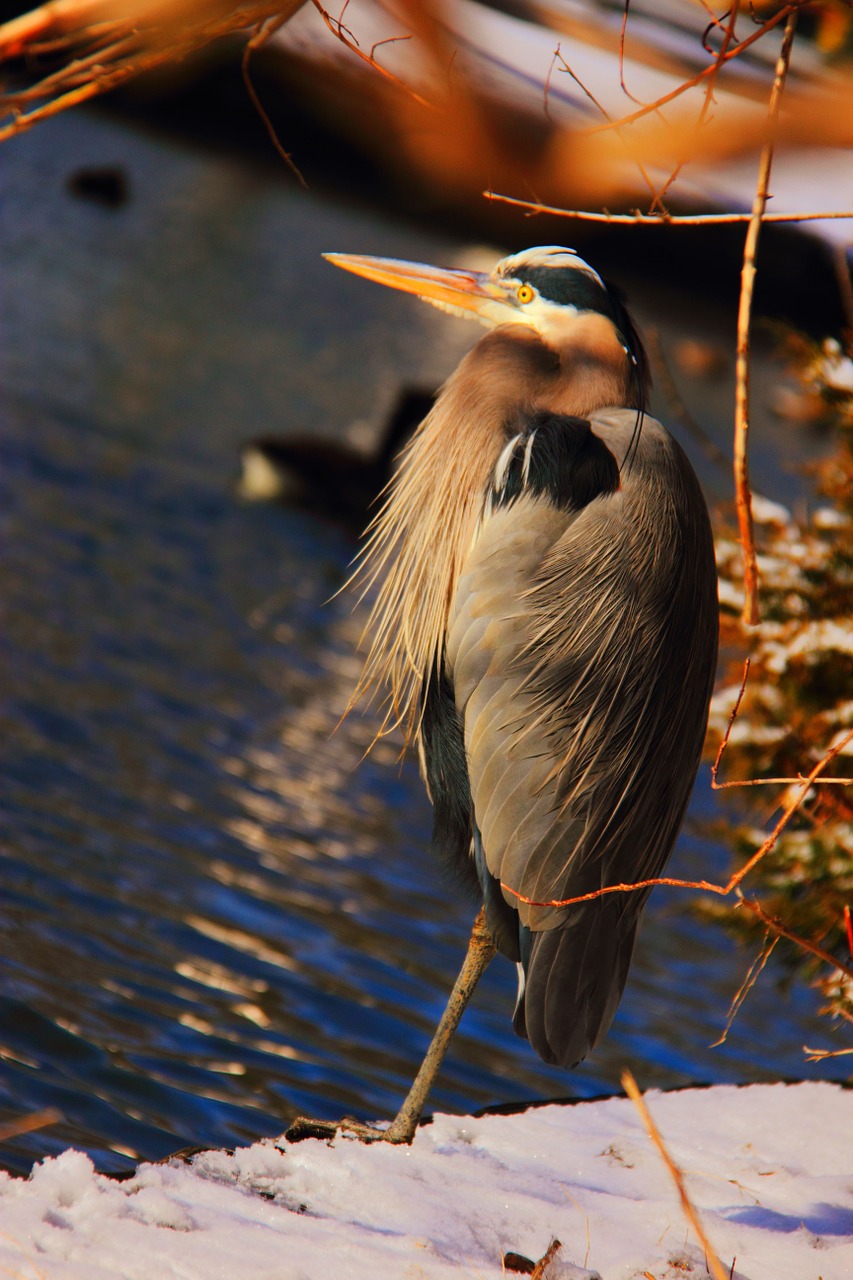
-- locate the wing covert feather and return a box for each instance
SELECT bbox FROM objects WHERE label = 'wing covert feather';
[443,409,718,1066]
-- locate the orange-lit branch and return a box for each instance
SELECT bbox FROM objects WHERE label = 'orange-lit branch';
[310,0,429,107]
[734,9,798,626]
[500,725,853,909]
[737,896,853,982]
[482,194,853,227]
[587,2,800,135]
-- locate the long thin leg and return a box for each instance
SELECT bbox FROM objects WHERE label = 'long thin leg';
[382,906,496,1143]
[286,909,496,1145]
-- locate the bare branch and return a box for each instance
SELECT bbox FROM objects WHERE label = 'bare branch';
[711,933,779,1047]
[482,192,853,226]
[552,44,662,208]
[654,0,741,209]
[585,3,798,136]
[737,894,853,981]
[242,13,307,187]
[712,659,751,790]
[735,9,799,626]
[310,0,430,107]
[500,726,853,909]
[804,1044,853,1062]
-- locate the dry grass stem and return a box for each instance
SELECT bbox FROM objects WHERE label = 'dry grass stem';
[621,1071,729,1280]
[530,1238,562,1280]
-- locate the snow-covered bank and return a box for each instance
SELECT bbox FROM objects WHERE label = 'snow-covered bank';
[1,1082,851,1279]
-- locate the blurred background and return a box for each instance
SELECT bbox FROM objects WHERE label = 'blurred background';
[1,0,851,1176]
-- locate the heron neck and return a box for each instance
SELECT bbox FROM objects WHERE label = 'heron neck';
[348,324,640,742]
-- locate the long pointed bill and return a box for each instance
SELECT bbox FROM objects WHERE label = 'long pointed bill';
[323,252,510,324]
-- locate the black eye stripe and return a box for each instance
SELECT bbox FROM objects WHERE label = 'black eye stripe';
[518,266,609,312]
[506,266,644,370]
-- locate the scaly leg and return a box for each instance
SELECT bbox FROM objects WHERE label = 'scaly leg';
[286,909,496,1145]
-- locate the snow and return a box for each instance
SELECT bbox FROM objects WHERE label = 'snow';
[2,1082,851,1279]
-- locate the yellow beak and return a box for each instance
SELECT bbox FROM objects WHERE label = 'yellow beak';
[323,252,510,321]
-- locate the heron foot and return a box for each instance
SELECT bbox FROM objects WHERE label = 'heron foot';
[284,1115,390,1144]
[284,912,495,1150]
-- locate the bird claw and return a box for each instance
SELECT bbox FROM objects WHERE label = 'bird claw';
[284,1115,388,1144]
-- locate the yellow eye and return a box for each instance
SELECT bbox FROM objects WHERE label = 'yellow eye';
[517,284,535,304]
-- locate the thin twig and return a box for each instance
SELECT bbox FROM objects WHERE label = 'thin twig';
[7,31,140,100]
[622,1072,729,1280]
[617,0,644,106]
[654,0,741,208]
[0,1,310,143]
[711,933,778,1046]
[500,726,853,910]
[803,1044,853,1062]
[711,659,751,790]
[737,893,853,981]
[310,0,430,107]
[482,192,853,225]
[552,45,662,208]
[734,8,798,626]
[543,42,561,124]
[241,14,307,187]
[369,33,412,61]
[585,3,798,135]
[0,59,137,142]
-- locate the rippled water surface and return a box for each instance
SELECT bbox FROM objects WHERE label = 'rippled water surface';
[0,110,841,1176]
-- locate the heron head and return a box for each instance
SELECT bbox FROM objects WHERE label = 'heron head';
[323,245,644,374]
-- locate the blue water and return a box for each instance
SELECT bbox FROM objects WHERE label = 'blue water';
[0,110,842,1177]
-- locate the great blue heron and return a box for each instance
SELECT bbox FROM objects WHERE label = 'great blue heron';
[288,245,718,1145]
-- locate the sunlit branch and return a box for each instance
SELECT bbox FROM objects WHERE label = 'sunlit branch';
[804,1044,853,1062]
[310,0,430,108]
[735,10,799,626]
[584,2,799,136]
[551,43,662,209]
[711,933,779,1047]
[500,726,853,909]
[737,895,853,982]
[654,0,741,209]
[482,192,853,226]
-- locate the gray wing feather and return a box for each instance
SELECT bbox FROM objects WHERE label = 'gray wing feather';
[445,409,718,1066]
